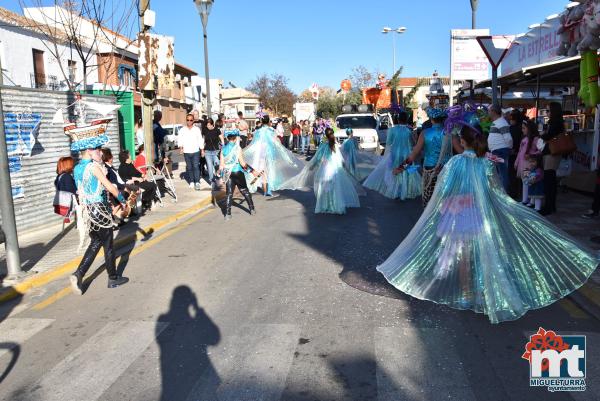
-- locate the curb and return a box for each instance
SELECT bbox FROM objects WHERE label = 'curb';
[0,196,213,304]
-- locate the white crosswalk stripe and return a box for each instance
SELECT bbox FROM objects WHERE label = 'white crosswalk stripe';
[375,326,477,401]
[0,317,54,358]
[185,323,300,401]
[21,320,167,401]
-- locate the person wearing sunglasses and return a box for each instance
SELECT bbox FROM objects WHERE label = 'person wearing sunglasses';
[179,113,205,190]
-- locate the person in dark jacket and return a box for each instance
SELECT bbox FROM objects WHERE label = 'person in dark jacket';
[53,156,78,221]
[117,149,158,210]
[153,110,168,162]
[539,102,563,216]
[508,109,524,199]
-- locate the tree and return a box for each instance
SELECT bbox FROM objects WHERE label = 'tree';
[19,0,138,91]
[247,74,296,116]
[349,65,375,91]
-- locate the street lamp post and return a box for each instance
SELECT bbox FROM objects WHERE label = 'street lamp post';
[470,0,479,30]
[382,26,406,75]
[194,0,214,118]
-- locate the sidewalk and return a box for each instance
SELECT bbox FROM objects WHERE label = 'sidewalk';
[545,188,600,284]
[0,161,213,293]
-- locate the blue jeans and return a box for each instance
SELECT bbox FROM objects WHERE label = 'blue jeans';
[492,147,511,192]
[184,151,200,184]
[300,136,309,154]
[205,150,220,182]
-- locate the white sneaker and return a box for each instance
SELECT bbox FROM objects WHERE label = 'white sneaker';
[189,182,194,189]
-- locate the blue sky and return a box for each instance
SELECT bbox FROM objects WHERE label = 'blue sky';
[2,0,569,93]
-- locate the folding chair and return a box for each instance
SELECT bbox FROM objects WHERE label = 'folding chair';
[145,164,177,207]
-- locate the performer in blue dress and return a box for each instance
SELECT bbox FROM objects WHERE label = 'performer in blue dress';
[340,128,379,181]
[68,130,129,295]
[243,115,303,196]
[281,128,364,214]
[377,123,599,323]
[219,129,257,220]
[363,112,421,199]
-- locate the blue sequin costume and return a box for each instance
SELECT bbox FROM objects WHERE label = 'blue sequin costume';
[281,142,365,214]
[242,126,304,192]
[363,125,421,199]
[377,150,599,323]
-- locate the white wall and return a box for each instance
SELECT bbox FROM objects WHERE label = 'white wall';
[0,24,98,89]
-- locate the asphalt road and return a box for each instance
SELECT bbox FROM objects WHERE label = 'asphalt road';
[0,182,599,401]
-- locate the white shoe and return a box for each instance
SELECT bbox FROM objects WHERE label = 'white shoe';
[189,182,194,189]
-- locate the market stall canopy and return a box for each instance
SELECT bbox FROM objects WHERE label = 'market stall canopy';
[475,55,581,89]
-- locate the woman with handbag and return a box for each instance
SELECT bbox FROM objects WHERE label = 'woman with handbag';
[539,102,566,216]
[53,156,78,223]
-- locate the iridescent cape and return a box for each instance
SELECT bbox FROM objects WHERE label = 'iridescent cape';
[242,126,304,192]
[363,125,421,199]
[340,138,380,181]
[377,150,599,323]
[281,143,365,214]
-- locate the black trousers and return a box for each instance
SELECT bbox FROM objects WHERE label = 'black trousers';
[76,220,116,279]
[240,136,248,148]
[283,136,291,149]
[543,169,557,213]
[139,181,158,207]
[225,171,254,215]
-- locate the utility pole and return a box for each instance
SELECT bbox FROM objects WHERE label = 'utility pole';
[0,55,22,277]
[200,7,212,118]
[469,0,479,100]
[139,0,155,164]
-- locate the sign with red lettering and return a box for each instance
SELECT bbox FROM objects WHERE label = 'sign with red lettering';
[501,16,562,76]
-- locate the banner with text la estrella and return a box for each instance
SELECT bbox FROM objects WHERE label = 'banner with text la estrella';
[501,16,562,76]
[450,29,490,81]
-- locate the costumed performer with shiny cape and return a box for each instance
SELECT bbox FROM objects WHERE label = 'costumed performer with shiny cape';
[363,112,421,199]
[280,128,365,214]
[340,128,380,181]
[377,122,599,323]
[243,114,304,196]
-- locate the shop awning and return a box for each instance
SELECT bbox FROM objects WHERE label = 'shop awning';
[475,56,581,89]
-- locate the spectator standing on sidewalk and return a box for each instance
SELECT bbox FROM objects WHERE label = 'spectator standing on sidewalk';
[53,156,78,222]
[515,119,540,205]
[291,121,301,152]
[282,119,292,149]
[508,109,524,198]
[582,168,600,219]
[487,104,513,192]
[539,102,564,216]
[153,110,168,162]
[237,111,250,148]
[204,118,224,182]
[135,118,145,147]
[179,113,205,190]
[275,121,284,144]
[300,120,310,155]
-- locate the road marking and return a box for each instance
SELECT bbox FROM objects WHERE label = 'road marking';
[557,298,589,319]
[22,320,167,401]
[0,317,54,358]
[186,323,300,401]
[375,326,476,401]
[30,208,215,311]
[0,197,213,304]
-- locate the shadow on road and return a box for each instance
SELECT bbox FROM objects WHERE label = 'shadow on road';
[157,285,221,401]
[275,187,421,299]
[0,292,23,385]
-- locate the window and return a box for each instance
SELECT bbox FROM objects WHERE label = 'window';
[335,116,377,129]
[118,64,136,88]
[32,49,45,88]
[68,60,77,85]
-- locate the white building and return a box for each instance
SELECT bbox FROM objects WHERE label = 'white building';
[189,76,222,118]
[220,87,260,120]
[0,7,98,90]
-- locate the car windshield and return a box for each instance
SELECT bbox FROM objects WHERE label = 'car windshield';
[336,116,376,129]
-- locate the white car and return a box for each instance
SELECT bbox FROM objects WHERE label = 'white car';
[163,124,183,150]
[334,113,381,151]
